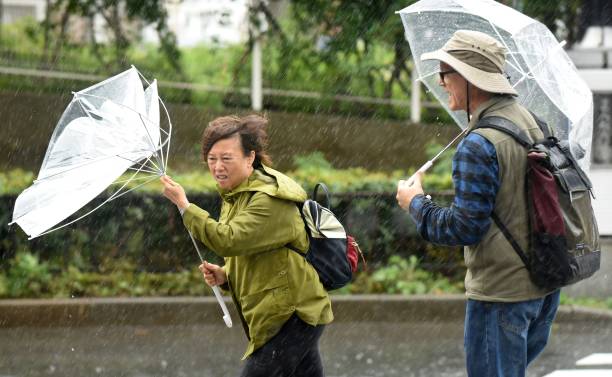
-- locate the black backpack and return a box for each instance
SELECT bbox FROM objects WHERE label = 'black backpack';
[475,114,600,291]
[288,183,365,290]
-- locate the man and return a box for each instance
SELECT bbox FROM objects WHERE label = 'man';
[396,30,560,377]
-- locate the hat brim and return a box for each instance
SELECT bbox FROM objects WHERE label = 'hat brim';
[421,50,518,96]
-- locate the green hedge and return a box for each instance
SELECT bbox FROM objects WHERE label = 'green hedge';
[1,189,461,272]
[0,252,464,298]
[1,155,466,298]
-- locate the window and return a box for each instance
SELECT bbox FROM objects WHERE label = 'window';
[592,94,612,168]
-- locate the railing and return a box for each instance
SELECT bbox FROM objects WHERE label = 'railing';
[0,64,442,121]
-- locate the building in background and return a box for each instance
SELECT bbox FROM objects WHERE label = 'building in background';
[143,0,250,47]
[567,0,612,236]
[0,1,610,192]
[1,0,45,24]
[1,0,252,47]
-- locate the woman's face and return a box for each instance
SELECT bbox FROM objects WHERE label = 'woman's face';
[207,134,255,190]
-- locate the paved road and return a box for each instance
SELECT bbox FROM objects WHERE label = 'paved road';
[1,319,610,377]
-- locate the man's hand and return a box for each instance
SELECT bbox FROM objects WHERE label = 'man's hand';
[199,261,227,287]
[160,175,189,211]
[396,172,425,210]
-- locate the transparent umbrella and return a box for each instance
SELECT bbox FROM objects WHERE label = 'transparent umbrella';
[10,66,170,238]
[9,66,232,328]
[397,0,594,172]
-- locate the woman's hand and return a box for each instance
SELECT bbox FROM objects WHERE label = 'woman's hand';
[199,261,227,287]
[160,175,190,211]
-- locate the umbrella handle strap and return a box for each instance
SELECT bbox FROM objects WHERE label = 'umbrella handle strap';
[186,227,233,328]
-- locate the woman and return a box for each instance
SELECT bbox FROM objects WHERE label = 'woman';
[160,114,333,377]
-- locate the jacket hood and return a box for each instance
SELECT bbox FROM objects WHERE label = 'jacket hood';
[218,164,307,203]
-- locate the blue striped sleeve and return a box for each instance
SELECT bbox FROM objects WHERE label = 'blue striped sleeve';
[408,132,499,246]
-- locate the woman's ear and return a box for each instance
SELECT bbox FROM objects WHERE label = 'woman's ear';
[248,150,256,166]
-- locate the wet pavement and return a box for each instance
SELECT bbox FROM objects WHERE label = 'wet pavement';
[1,319,610,377]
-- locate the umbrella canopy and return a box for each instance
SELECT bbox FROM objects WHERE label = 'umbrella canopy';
[398,0,594,171]
[10,66,171,239]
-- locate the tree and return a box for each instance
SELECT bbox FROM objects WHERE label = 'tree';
[40,0,182,75]
[240,0,586,101]
[294,0,415,95]
[521,0,583,47]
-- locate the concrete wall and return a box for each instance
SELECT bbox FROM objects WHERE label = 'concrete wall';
[1,295,610,328]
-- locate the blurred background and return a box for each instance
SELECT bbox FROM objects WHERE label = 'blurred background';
[0,0,610,304]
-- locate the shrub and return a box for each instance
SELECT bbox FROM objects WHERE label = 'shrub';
[338,255,463,295]
[1,151,464,297]
[0,253,461,298]
[5,252,53,297]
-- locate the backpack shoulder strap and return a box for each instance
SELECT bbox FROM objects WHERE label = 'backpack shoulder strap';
[474,116,533,149]
[527,110,553,139]
[474,117,533,269]
[491,212,530,269]
[287,202,309,254]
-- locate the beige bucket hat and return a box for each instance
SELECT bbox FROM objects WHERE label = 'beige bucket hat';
[421,30,518,96]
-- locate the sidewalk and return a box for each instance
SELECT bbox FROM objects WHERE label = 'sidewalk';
[1,295,611,377]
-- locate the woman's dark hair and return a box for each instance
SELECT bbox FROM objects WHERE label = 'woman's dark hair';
[201,114,272,167]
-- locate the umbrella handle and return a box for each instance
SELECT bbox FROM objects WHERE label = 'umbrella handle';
[405,160,433,187]
[211,285,233,328]
[184,225,233,328]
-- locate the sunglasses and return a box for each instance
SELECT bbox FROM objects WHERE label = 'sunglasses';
[439,70,458,81]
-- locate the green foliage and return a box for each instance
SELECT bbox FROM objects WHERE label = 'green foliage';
[338,255,463,295]
[293,151,334,171]
[1,152,462,298]
[0,150,454,196]
[5,252,53,297]
[2,251,611,313]
[559,292,612,310]
[289,163,402,194]
[0,169,35,195]
[0,252,462,298]
[0,1,589,119]
[0,254,208,298]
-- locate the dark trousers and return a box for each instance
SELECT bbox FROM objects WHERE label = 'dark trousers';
[239,314,325,377]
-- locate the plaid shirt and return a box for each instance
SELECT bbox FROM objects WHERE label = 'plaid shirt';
[409,132,500,246]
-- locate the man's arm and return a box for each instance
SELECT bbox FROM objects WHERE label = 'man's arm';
[409,132,499,246]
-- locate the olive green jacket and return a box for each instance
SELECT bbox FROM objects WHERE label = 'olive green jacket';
[183,165,333,359]
[465,96,553,301]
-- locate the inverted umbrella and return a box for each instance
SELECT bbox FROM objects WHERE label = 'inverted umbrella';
[10,66,167,238]
[9,66,232,327]
[397,0,594,172]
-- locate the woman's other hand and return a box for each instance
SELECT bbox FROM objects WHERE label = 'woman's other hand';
[160,175,190,211]
[199,261,227,287]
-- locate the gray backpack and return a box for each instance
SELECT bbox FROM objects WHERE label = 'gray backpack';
[476,114,600,290]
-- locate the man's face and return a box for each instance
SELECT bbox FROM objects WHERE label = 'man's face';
[439,62,468,111]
